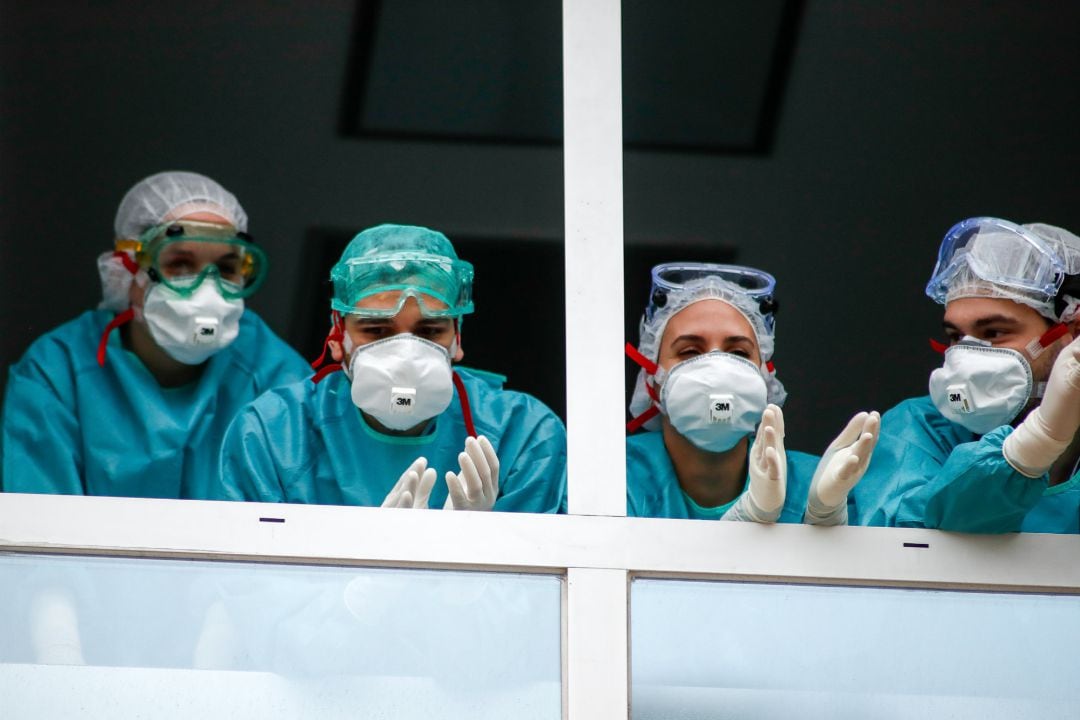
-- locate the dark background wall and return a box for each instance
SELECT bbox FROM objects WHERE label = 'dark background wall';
[2,1,1078,452]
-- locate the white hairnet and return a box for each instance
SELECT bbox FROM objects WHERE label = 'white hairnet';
[99,171,247,311]
[629,276,786,429]
[945,222,1080,323]
[113,171,248,240]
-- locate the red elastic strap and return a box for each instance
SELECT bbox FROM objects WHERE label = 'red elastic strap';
[645,380,660,403]
[928,338,948,355]
[1038,322,1070,348]
[113,250,139,275]
[311,362,342,384]
[626,406,660,433]
[625,342,658,375]
[765,360,776,373]
[96,308,134,367]
[310,311,344,370]
[452,370,477,438]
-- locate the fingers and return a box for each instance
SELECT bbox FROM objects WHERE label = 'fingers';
[476,435,500,490]
[464,436,494,501]
[445,470,467,510]
[830,411,869,451]
[765,403,785,440]
[415,468,437,508]
[764,445,783,484]
[381,470,419,508]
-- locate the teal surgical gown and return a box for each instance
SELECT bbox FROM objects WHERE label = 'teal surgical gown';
[626,430,823,521]
[1,309,309,499]
[216,367,567,513]
[852,396,1080,533]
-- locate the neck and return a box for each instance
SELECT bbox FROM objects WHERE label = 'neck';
[361,411,434,438]
[661,418,748,508]
[1049,430,1080,487]
[124,320,204,388]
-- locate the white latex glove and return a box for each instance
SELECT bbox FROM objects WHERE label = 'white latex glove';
[722,404,787,523]
[444,435,500,511]
[381,457,437,509]
[804,411,880,526]
[1004,335,1080,477]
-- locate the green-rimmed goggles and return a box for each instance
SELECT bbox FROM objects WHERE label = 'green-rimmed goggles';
[330,251,474,318]
[133,220,268,299]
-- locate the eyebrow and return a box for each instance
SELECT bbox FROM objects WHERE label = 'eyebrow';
[942,315,1020,331]
[669,334,754,346]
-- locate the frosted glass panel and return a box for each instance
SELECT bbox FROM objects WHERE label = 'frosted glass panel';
[0,553,561,719]
[632,579,1080,720]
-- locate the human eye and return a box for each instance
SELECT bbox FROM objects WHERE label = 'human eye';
[727,348,751,359]
[162,258,196,276]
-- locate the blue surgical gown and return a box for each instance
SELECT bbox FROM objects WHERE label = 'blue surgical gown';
[626,430,823,521]
[852,395,1080,533]
[1,309,309,499]
[216,367,567,513]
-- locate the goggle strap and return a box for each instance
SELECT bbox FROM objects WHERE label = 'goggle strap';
[625,343,658,375]
[311,363,342,384]
[627,405,660,433]
[96,308,135,367]
[452,371,478,439]
[929,338,949,355]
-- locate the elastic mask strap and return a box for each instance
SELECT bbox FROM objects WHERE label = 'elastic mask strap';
[928,338,948,355]
[1025,323,1070,360]
[452,370,477,438]
[113,249,140,275]
[625,342,658,375]
[96,308,134,367]
[625,342,663,432]
[311,362,343,384]
[311,311,344,370]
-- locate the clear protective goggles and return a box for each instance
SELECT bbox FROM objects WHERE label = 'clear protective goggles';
[645,262,778,331]
[330,251,474,318]
[925,217,1066,306]
[131,220,267,299]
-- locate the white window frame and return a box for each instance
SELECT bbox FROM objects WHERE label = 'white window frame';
[4,3,1080,719]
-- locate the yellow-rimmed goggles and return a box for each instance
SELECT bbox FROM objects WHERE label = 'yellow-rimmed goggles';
[132,220,267,299]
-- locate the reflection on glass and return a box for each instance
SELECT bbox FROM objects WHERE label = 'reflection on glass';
[0,554,561,719]
[632,579,1080,719]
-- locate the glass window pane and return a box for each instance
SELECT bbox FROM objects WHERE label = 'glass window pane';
[0,553,561,719]
[632,578,1080,719]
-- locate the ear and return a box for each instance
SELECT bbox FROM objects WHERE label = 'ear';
[453,332,464,362]
[329,338,345,363]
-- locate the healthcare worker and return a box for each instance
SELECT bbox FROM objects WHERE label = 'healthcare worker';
[855,218,1080,533]
[216,223,566,512]
[625,262,880,524]
[1,171,309,499]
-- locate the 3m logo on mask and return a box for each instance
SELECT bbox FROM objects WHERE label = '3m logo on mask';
[946,383,973,414]
[709,394,734,423]
[193,317,219,344]
[391,386,417,413]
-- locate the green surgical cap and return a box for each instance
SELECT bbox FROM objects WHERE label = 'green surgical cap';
[330,224,475,317]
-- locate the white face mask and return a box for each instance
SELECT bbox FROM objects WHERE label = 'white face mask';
[345,334,455,431]
[142,281,244,365]
[929,337,1036,435]
[658,351,768,452]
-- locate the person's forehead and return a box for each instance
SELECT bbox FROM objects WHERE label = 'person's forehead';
[168,210,232,225]
[943,296,1041,324]
[663,299,756,344]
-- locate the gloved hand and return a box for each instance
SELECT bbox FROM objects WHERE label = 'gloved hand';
[722,404,786,523]
[444,435,500,511]
[381,457,437,509]
[804,411,880,526]
[1004,335,1080,477]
